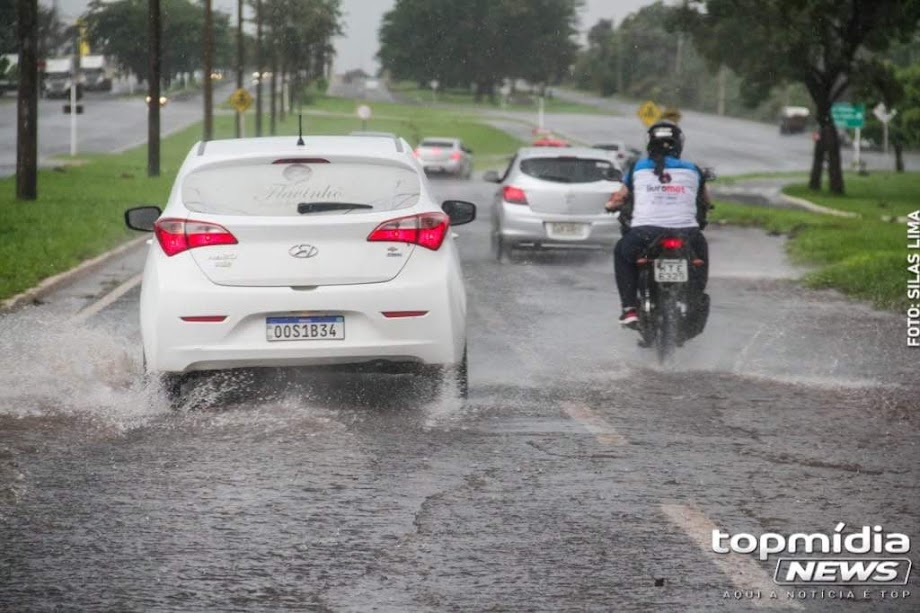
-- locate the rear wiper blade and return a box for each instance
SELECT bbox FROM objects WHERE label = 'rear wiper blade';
[297,202,373,214]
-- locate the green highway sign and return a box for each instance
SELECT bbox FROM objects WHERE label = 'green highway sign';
[831,102,865,128]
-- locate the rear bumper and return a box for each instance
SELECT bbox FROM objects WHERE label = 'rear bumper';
[496,200,620,246]
[141,248,466,374]
[421,159,463,174]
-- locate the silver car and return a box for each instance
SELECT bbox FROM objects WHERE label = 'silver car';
[414,137,473,178]
[485,147,623,260]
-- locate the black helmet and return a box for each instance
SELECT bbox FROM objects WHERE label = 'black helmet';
[646,120,684,158]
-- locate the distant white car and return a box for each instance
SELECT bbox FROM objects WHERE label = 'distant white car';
[485,147,623,260]
[125,135,477,405]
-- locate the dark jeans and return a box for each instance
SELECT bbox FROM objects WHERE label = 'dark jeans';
[614,226,709,309]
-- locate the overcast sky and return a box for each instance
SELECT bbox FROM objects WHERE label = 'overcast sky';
[52,0,655,73]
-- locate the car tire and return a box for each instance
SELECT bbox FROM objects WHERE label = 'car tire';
[492,230,511,263]
[426,348,468,400]
[160,372,190,410]
[455,347,469,399]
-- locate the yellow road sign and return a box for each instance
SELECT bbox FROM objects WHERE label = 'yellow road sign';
[637,100,662,126]
[229,88,253,113]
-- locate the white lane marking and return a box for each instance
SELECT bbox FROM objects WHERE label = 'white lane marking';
[660,503,801,609]
[71,273,143,324]
[732,325,764,374]
[561,401,626,445]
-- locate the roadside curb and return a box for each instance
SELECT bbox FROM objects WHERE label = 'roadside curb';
[777,193,859,218]
[1,236,148,313]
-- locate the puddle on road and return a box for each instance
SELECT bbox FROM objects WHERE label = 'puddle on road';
[0,308,162,432]
[0,308,471,437]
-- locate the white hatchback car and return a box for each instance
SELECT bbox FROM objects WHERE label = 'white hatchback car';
[485,147,623,260]
[126,135,476,404]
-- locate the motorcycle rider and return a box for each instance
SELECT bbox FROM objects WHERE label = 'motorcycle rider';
[604,120,711,331]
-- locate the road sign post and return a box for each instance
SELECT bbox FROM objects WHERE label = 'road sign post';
[229,88,253,137]
[357,104,372,131]
[637,100,662,127]
[832,102,866,167]
[873,102,898,155]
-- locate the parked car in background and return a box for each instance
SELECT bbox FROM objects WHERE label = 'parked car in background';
[124,135,478,405]
[484,147,624,261]
[81,55,113,92]
[779,106,810,134]
[42,57,83,99]
[414,137,474,178]
[592,141,642,169]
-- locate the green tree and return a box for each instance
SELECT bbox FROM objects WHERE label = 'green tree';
[260,0,341,108]
[1,4,69,58]
[84,0,233,86]
[676,0,920,195]
[378,0,582,101]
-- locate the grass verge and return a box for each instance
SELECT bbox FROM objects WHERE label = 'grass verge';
[784,171,920,218]
[387,81,608,115]
[712,190,916,310]
[0,102,523,301]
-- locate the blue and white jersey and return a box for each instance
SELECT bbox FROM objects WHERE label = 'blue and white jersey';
[623,156,704,229]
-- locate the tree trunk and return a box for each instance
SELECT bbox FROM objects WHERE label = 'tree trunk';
[826,124,844,195]
[279,65,286,122]
[808,127,825,191]
[254,0,262,136]
[16,0,38,200]
[474,82,485,103]
[270,45,277,136]
[202,0,213,141]
[147,0,161,177]
[895,142,904,172]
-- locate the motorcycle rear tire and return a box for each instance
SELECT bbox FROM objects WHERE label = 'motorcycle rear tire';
[656,294,679,364]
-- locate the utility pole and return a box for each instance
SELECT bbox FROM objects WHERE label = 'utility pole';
[203,0,214,141]
[16,0,38,200]
[235,0,243,138]
[255,0,263,136]
[148,0,161,176]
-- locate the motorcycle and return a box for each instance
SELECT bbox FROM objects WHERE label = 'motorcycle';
[635,233,709,363]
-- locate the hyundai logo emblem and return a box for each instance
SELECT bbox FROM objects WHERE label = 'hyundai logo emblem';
[289,244,319,259]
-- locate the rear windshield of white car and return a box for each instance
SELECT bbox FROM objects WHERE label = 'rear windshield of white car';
[181,161,421,216]
[420,140,455,148]
[519,157,618,184]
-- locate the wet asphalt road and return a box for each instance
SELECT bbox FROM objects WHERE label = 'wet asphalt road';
[0,177,918,612]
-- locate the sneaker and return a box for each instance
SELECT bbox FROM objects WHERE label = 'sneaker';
[619,308,639,327]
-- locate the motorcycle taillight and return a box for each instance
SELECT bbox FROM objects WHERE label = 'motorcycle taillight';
[660,237,684,250]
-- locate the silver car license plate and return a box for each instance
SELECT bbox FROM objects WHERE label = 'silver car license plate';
[548,222,588,239]
[654,259,688,282]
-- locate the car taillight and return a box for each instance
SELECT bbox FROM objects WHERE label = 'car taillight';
[502,186,528,205]
[413,148,421,157]
[367,212,450,251]
[154,218,238,257]
[450,151,462,161]
[660,237,684,250]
